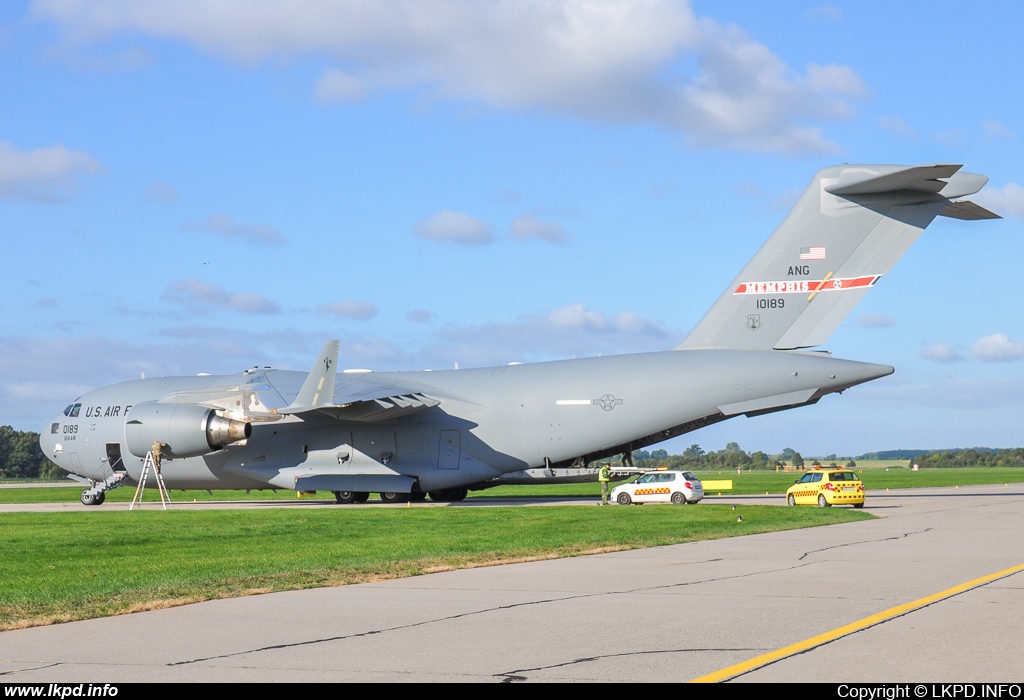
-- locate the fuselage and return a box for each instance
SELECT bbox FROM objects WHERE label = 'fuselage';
[40,348,891,493]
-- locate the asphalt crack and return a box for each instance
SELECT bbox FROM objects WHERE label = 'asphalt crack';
[495,648,764,682]
[170,560,818,666]
[798,527,931,561]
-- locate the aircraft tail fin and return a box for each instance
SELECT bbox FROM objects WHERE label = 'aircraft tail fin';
[676,163,997,351]
[277,340,339,414]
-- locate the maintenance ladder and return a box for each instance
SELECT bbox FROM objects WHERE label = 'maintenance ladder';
[130,450,172,510]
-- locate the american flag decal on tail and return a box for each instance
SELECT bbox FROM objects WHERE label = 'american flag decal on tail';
[800,246,826,260]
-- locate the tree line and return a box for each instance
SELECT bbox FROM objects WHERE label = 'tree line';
[0,426,63,480]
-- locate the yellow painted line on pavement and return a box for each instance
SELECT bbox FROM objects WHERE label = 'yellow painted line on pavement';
[691,562,1024,683]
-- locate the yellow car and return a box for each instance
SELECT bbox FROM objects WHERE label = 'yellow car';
[786,468,865,508]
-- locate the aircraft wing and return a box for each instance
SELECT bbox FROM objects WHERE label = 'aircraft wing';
[319,375,442,422]
[273,340,443,421]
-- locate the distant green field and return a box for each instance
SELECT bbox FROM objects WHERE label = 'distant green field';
[3,466,1022,504]
[0,505,870,630]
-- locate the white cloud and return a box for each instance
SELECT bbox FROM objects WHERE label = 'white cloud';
[856,313,894,328]
[140,182,179,203]
[407,309,436,323]
[0,141,103,200]
[423,303,672,366]
[878,115,915,137]
[806,6,842,21]
[32,0,866,154]
[162,278,281,315]
[317,300,379,320]
[974,183,1024,219]
[920,344,964,363]
[982,120,1013,140]
[971,333,1024,362]
[182,213,287,244]
[415,210,494,246]
[314,68,366,102]
[511,213,570,244]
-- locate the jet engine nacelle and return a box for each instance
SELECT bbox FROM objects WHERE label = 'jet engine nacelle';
[125,402,252,459]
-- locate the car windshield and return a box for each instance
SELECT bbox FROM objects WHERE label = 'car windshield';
[829,472,858,481]
[682,472,696,480]
[635,474,656,484]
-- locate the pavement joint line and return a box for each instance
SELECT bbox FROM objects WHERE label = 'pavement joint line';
[689,561,1024,683]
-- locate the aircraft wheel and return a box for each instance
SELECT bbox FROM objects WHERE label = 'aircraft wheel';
[428,488,467,502]
[818,494,830,508]
[333,491,357,504]
[409,492,427,502]
[95,492,105,505]
[352,492,370,504]
[379,492,409,503]
[80,490,97,506]
[787,494,796,507]
[670,492,686,505]
[617,492,632,506]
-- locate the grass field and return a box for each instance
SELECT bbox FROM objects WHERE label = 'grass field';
[0,505,871,630]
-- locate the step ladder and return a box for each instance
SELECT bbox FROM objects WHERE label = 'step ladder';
[130,450,172,510]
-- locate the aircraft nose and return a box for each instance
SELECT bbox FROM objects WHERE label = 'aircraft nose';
[39,419,62,460]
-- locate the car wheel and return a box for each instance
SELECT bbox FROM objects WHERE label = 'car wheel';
[854,502,864,509]
[333,491,356,504]
[617,492,632,505]
[670,492,686,505]
[787,493,796,507]
[818,494,830,508]
[80,490,97,506]
[380,492,408,503]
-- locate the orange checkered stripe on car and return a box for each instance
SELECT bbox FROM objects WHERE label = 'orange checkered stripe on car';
[634,487,671,495]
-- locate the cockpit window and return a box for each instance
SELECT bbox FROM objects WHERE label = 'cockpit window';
[63,404,74,416]
[68,403,81,418]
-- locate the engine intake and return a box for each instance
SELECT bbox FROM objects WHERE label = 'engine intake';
[125,402,252,459]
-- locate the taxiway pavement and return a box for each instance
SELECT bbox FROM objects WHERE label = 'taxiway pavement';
[2,484,1023,682]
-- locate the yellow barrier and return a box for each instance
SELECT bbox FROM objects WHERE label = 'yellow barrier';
[701,480,733,491]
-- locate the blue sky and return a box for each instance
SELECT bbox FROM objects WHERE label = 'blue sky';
[2,1,1022,456]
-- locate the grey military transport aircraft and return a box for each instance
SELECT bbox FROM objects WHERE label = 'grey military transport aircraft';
[40,163,999,505]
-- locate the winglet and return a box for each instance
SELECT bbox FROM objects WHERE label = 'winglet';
[277,340,339,415]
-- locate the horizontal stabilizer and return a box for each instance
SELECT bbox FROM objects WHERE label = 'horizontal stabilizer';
[939,200,1001,220]
[825,164,962,195]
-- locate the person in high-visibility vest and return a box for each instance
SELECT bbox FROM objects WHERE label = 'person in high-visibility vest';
[599,464,611,505]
